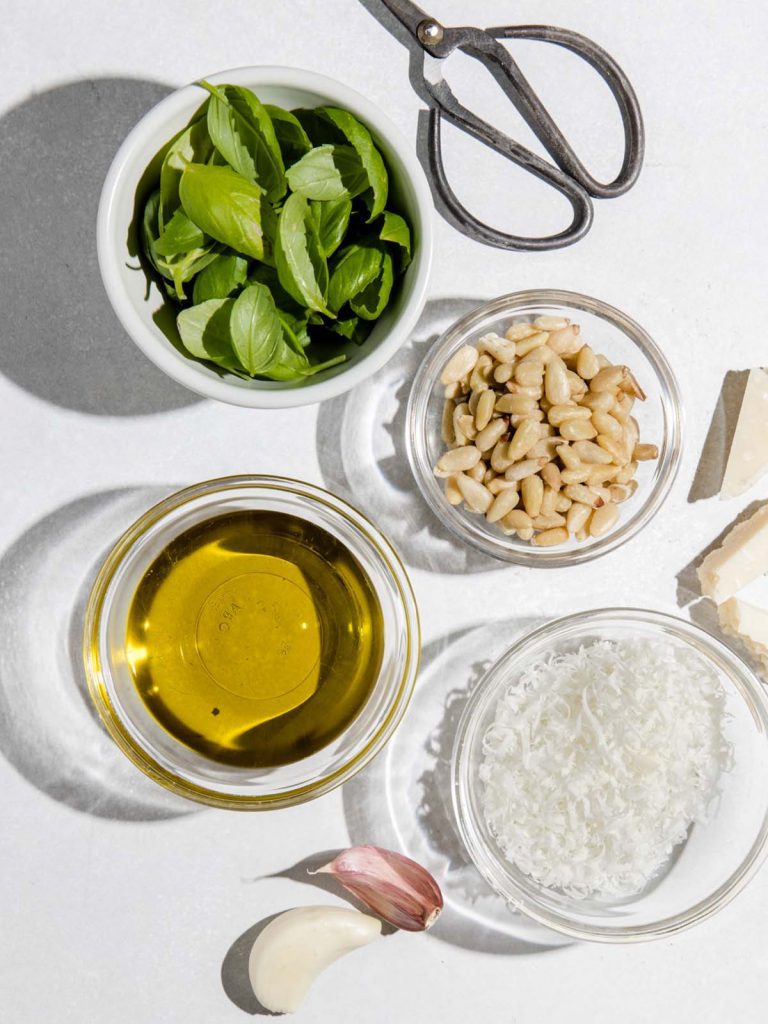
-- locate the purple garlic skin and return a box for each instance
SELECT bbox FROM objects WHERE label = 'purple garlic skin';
[314,845,443,932]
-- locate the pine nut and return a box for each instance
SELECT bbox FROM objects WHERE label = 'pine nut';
[437,446,482,473]
[610,481,637,502]
[547,324,582,356]
[488,477,519,494]
[478,334,517,363]
[507,418,542,461]
[502,510,533,531]
[634,443,659,461]
[623,417,640,457]
[533,512,566,530]
[589,501,620,537]
[548,404,591,426]
[505,322,537,341]
[575,525,590,542]
[576,345,600,380]
[556,444,582,470]
[527,437,561,461]
[615,460,638,484]
[444,381,461,399]
[544,357,570,405]
[441,399,455,444]
[534,315,569,331]
[521,474,544,517]
[444,476,463,505]
[612,393,635,422]
[504,458,548,482]
[567,370,588,398]
[496,393,536,414]
[456,473,493,513]
[532,527,569,547]
[555,495,572,513]
[596,434,629,464]
[441,345,478,385]
[519,344,555,366]
[458,414,478,440]
[621,370,646,400]
[468,390,481,415]
[516,527,535,541]
[561,466,591,484]
[540,485,558,516]
[490,441,515,473]
[596,353,611,369]
[572,440,614,465]
[493,363,513,384]
[510,410,544,427]
[563,484,605,508]
[580,391,614,413]
[515,361,545,387]
[560,418,597,441]
[590,364,629,392]
[591,410,623,440]
[473,389,496,430]
[515,331,550,356]
[470,355,493,392]
[475,417,507,452]
[506,383,543,400]
[468,461,486,482]
[483,467,496,484]
[566,501,592,533]
[486,487,521,522]
[586,464,620,486]
[541,462,562,490]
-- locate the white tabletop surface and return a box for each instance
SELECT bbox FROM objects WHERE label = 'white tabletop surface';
[2,1,767,1021]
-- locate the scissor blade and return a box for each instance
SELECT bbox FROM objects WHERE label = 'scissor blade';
[378,0,435,42]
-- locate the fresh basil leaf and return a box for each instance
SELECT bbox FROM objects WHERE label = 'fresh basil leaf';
[293,109,345,146]
[285,145,367,201]
[176,298,244,372]
[310,195,352,258]
[327,244,383,313]
[192,253,249,303]
[154,208,206,257]
[230,283,283,374]
[379,210,411,269]
[277,309,311,353]
[168,246,220,301]
[265,104,312,165]
[318,106,388,220]
[328,316,360,340]
[142,190,167,277]
[351,250,394,320]
[159,117,212,230]
[249,264,305,317]
[179,164,265,260]
[274,192,331,315]
[199,81,285,202]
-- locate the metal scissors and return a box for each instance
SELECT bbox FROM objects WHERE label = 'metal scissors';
[376,0,645,250]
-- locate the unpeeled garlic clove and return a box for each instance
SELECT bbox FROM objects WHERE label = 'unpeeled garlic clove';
[313,845,443,932]
[249,906,381,1014]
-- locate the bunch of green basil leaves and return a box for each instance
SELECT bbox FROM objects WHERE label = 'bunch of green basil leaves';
[140,81,412,382]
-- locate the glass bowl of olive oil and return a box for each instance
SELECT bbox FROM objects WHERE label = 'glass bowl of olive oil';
[83,476,420,809]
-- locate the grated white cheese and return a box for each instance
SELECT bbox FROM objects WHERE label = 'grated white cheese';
[479,638,731,898]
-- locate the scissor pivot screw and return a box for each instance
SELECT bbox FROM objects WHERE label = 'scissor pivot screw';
[417,19,444,46]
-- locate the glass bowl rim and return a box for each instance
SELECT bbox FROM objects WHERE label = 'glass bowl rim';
[406,289,683,567]
[82,474,421,810]
[451,606,768,942]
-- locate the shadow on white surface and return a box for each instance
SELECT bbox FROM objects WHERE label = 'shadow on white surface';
[221,913,283,1017]
[0,77,201,416]
[316,296,502,575]
[0,487,194,820]
[688,369,749,503]
[340,618,573,956]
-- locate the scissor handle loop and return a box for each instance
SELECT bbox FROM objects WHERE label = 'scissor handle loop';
[488,24,645,198]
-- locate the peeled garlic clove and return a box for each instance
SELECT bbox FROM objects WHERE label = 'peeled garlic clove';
[314,845,443,932]
[249,906,380,1014]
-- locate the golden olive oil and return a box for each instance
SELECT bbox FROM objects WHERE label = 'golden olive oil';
[124,510,384,767]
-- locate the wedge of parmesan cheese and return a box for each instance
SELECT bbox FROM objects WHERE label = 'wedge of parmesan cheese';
[721,368,768,498]
[718,597,768,675]
[698,503,768,602]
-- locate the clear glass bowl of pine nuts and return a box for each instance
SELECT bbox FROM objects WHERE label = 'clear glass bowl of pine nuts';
[406,291,682,565]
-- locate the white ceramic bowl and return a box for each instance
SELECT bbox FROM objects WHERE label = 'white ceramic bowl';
[97,66,434,409]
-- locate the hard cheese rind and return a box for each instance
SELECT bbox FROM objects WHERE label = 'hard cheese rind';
[718,597,768,675]
[698,503,768,603]
[721,368,768,498]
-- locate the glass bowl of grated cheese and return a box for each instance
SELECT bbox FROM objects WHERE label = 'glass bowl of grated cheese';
[452,608,768,941]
